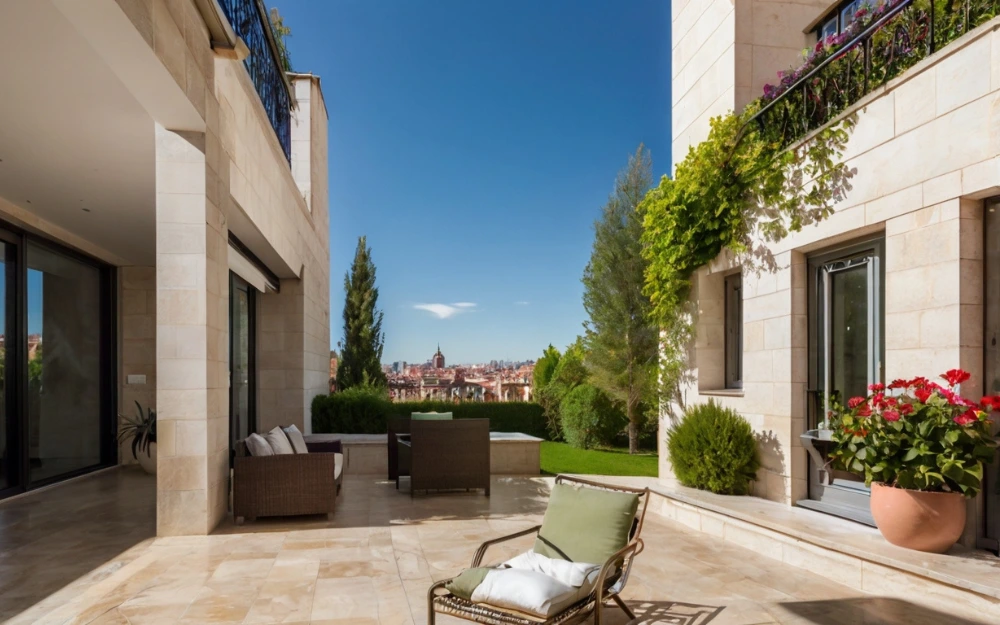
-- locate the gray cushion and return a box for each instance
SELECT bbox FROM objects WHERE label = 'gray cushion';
[265,426,295,455]
[282,424,309,454]
[245,433,273,457]
[411,412,453,421]
[445,567,491,599]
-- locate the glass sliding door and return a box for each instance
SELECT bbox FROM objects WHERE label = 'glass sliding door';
[804,238,884,524]
[229,273,256,457]
[0,223,114,499]
[26,243,104,483]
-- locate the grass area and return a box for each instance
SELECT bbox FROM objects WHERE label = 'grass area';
[540,441,658,477]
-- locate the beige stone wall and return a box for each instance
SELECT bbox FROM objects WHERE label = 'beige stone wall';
[112,0,330,534]
[667,13,1000,516]
[120,266,157,465]
[672,0,827,167]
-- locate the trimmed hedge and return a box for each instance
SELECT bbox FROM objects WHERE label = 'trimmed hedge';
[311,392,548,439]
[666,400,759,495]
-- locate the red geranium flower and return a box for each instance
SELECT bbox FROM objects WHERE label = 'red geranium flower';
[909,376,930,388]
[883,410,900,422]
[981,396,1000,412]
[868,382,885,392]
[888,379,910,390]
[954,409,980,426]
[856,404,872,417]
[847,396,866,409]
[898,403,914,415]
[914,387,934,403]
[941,369,972,387]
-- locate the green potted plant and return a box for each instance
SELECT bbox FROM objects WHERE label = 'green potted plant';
[829,370,998,553]
[119,401,157,474]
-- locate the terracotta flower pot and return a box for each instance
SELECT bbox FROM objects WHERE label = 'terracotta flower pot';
[869,482,965,553]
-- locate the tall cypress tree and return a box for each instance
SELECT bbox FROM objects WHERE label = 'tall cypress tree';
[338,236,387,390]
[582,145,658,453]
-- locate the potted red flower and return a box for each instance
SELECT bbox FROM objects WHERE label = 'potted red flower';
[829,369,998,553]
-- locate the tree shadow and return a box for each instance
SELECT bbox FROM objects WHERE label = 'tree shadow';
[754,428,785,475]
[777,597,992,625]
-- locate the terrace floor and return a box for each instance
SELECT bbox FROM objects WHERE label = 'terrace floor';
[0,468,989,625]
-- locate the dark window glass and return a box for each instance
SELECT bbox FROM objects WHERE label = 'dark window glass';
[725,273,743,390]
[26,243,102,483]
[984,200,1000,543]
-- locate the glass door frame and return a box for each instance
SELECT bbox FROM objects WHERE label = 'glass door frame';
[0,220,117,499]
[803,237,884,524]
[228,272,257,461]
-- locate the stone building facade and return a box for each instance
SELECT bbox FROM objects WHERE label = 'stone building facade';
[666,0,1000,550]
[0,0,329,536]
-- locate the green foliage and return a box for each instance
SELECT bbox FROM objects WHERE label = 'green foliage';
[268,7,293,72]
[559,383,626,450]
[666,401,760,495]
[829,376,998,497]
[338,236,387,390]
[583,145,658,453]
[311,393,548,439]
[641,107,855,415]
[540,442,658,477]
[533,344,561,397]
[118,401,157,460]
[537,337,590,438]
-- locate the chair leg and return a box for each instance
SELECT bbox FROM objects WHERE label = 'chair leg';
[611,594,636,620]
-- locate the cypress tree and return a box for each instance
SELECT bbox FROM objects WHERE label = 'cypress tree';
[338,236,387,390]
[582,145,658,453]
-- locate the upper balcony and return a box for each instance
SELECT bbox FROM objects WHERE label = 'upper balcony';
[218,0,292,163]
[750,0,999,147]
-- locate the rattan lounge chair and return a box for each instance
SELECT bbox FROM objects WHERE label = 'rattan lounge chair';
[428,475,649,625]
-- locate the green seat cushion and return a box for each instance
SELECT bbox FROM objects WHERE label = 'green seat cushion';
[411,412,453,420]
[445,567,491,599]
[533,483,639,564]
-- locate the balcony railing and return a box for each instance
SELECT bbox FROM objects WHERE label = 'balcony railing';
[750,0,1000,147]
[218,0,292,162]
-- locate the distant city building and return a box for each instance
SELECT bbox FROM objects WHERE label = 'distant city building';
[431,344,445,369]
[392,361,407,373]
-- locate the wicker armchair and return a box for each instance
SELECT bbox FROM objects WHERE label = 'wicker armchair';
[428,476,649,625]
[404,418,490,497]
[387,416,411,481]
[232,440,342,524]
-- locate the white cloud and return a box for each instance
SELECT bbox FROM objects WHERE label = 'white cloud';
[413,302,477,319]
[514,301,530,306]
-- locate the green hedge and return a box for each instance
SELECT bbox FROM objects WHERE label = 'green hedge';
[311,393,548,439]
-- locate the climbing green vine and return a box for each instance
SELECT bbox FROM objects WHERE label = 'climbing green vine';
[640,106,856,410]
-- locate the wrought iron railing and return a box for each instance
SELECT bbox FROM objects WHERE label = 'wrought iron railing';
[218,0,292,162]
[750,0,1000,147]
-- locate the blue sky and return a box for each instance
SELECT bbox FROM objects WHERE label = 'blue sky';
[277,0,671,365]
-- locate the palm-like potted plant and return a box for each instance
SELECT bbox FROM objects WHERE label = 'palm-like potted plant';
[119,401,157,474]
[829,369,998,553]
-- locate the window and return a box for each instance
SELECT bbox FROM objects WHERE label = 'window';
[840,0,861,30]
[724,273,743,389]
[819,16,838,40]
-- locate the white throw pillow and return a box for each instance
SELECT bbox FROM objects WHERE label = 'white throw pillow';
[245,433,273,457]
[281,424,309,454]
[265,426,295,455]
[471,569,583,618]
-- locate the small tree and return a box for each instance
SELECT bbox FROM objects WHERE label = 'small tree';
[583,145,658,453]
[532,344,561,398]
[338,236,387,390]
[560,383,626,449]
[268,7,293,72]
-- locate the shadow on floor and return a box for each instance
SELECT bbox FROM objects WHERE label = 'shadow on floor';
[617,600,724,624]
[777,597,991,625]
[0,467,156,620]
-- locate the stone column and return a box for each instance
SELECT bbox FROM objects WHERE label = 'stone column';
[154,123,229,536]
[120,266,156,465]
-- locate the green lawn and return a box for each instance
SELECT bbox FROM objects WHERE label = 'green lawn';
[540,441,658,477]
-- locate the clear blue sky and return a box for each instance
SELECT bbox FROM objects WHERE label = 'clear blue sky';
[277,0,671,365]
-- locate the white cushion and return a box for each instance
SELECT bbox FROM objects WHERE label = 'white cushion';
[334,452,344,482]
[245,433,273,457]
[281,424,309,454]
[265,426,295,455]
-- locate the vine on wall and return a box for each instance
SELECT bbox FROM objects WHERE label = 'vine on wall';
[640,107,856,411]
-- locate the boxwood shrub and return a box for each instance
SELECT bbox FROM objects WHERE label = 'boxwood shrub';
[666,401,759,495]
[311,390,548,439]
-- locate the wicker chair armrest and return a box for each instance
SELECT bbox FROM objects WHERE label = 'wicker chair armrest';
[234,453,337,494]
[471,524,542,567]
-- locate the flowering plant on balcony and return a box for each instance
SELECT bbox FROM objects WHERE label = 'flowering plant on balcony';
[829,370,998,497]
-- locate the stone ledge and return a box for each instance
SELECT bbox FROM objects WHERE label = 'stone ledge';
[570,475,1000,619]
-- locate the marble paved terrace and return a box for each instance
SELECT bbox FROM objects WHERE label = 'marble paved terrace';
[0,468,989,625]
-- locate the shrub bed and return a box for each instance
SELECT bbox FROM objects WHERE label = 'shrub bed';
[311,391,548,439]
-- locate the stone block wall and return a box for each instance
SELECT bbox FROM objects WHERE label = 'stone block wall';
[120,266,157,465]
